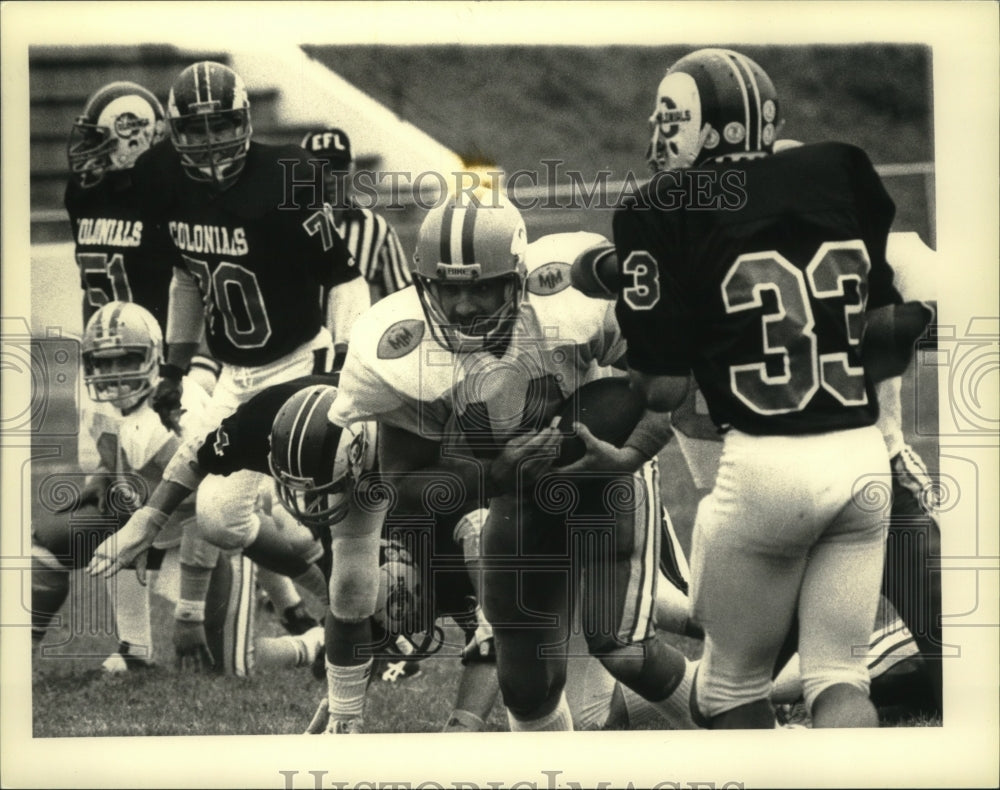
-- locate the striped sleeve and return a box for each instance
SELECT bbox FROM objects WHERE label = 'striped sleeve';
[377,219,412,293]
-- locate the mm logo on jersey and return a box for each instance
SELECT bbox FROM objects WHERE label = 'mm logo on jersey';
[527,262,571,296]
[377,319,424,360]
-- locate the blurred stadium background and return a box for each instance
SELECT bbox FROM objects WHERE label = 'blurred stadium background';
[25,42,939,736]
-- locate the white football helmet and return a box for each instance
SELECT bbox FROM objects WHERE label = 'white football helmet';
[374,541,443,659]
[647,48,780,172]
[81,301,163,410]
[68,81,166,188]
[412,197,528,352]
[268,385,369,530]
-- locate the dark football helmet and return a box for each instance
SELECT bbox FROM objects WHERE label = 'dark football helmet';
[268,385,369,530]
[647,48,780,172]
[67,81,165,188]
[166,61,252,190]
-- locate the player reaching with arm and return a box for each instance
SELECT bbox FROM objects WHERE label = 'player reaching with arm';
[612,48,932,729]
[124,61,365,629]
[328,199,699,732]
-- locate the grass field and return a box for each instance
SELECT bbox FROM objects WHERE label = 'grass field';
[25,41,942,740]
[28,354,939,736]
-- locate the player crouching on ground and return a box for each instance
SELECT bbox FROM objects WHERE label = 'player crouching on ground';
[33,302,226,672]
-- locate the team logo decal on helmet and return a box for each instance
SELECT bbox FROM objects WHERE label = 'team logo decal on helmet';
[167,61,252,190]
[68,81,166,188]
[268,385,368,530]
[81,301,164,410]
[647,48,780,172]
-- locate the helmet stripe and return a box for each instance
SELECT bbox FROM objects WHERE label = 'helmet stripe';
[460,195,479,265]
[719,51,751,152]
[287,386,321,477]
[729,52,762,152]
[107,302,125,336]
[201,62,212,105]
[439,203,456,263]
[449,206,467,264]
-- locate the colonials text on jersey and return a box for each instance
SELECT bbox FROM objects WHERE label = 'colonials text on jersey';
[168,222,249,257]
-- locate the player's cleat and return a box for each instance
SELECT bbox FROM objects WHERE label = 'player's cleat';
[327,716,365,734]
[101,641,154,674]
[280,602,319,635]
[380,659,422,683]
[304,697,330,734]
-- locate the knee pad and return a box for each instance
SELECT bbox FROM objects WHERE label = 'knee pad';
[195,472,262,551]
[327,532,381,621]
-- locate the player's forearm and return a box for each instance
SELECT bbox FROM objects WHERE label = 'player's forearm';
[622,408,675,467]
[158,436,207,511]
[166,268,206,349]
[326,276,371,349]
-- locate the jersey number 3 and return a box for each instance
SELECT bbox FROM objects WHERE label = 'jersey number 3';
[722,240,871,415]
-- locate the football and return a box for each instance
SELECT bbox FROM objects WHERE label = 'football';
[554,376,646,466]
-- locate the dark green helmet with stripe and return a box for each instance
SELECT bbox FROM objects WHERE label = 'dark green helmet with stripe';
[647,48,780,173]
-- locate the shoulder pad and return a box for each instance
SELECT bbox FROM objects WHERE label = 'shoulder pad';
[377,318,425,360]
[526,261,572,296]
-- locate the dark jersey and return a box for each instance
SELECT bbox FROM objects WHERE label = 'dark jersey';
[195,374,337,477]
[65,176,179,332]
[614,142,902,436]
[132,140,358,367]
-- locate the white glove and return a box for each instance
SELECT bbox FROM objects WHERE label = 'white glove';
[87,505,169,583]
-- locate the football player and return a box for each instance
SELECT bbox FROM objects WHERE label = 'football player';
[611,48,932,728]
[328,204,697,732]
[122,61,368,615]
[65,80,220,392]
[300,127,411,306]
[572,229,942,720]
[32,302,324,677]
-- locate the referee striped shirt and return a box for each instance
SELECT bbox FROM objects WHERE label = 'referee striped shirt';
[335,203,411,298]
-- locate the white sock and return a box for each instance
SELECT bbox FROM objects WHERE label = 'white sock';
[257,567,301,612]
[647,658,699,729]
[327,658,372,720]
[107,572,152,660]
[507,691,574,732]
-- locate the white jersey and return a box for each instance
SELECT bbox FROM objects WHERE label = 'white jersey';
[330,233,626,441]
[80,380,211,548]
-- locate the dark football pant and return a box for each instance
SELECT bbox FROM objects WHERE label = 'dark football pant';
[481,465,661,719]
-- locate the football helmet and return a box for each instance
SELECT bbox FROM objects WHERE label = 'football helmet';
[268,385,368,530]
[374,540,443,659]
[412,197,528,352]
[67,81,165,188]
[167,61,252,190]
[81,301,163,410]
[647,48,780,172]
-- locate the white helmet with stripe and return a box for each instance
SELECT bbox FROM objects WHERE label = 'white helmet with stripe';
[268,384,369,530]
[81,301,163,411]
[412,195,528,352]
[647,48,780,172]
